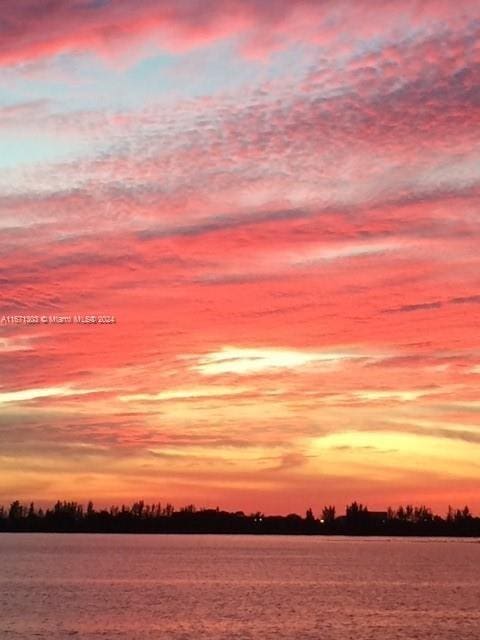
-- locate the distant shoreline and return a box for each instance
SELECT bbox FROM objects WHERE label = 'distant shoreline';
[2,500,480,537]
[1,531,479,538]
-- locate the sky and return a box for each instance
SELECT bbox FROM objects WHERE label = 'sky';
[1,0,480,515]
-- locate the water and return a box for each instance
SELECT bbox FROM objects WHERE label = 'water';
[1,534,479,639]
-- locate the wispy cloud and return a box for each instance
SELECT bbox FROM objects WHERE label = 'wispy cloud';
[189,346,382,376]
[0,386,106,404]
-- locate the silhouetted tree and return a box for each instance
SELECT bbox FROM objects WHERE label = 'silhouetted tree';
[344,501,370,533]
[9,500,24,521]
[321,505,336,524]
[1,498,479,536]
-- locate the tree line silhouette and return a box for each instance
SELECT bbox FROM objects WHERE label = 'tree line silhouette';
[1,499,479,535]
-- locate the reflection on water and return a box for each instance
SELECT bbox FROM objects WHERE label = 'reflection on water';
[1,534,479,639]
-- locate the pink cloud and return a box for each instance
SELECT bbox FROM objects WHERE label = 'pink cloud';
[0,0,478,67]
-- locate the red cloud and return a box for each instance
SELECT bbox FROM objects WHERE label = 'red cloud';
[1,0,479,66]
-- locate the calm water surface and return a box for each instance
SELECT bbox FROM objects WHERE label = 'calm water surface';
[1,534,479,639]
